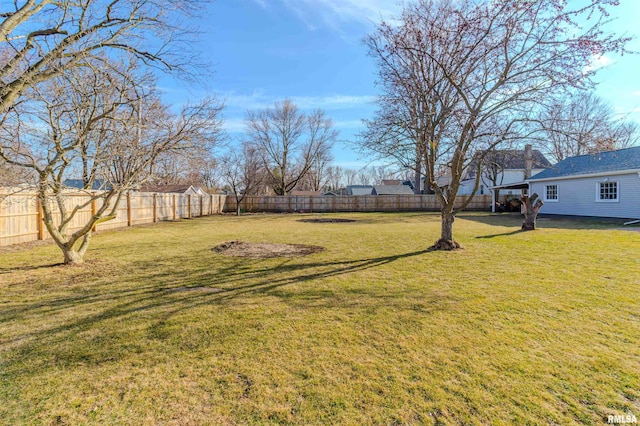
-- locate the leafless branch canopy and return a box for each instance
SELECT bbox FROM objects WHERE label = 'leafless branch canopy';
[0,59,223,264]
[532,91,639,163]
[0,0,207,110]
[360,0,630,245]
[246,99,337,196]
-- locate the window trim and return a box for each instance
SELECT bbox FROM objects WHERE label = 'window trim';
[544,184,559,202]
[595,180,619,203]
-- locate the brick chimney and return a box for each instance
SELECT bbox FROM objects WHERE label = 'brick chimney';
[524,144,533,179]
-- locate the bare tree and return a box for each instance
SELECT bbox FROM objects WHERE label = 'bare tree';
[361,0,629,249]
[0,0,205,111]
[0,156,32,187]
[534,91,639,163]
[219,143,264,215]
[0,63,223,264]
[344,168,358,187]
[325,165,344,191]
[148,135,222,189]
[298,146,334,192]
[246,99,338,196]
[357,167,372,186]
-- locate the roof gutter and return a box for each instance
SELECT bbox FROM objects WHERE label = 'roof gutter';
[488,181,529,190]
[527,169,640,183]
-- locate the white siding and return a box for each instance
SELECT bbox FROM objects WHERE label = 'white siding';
[478,168,546,195]
[530,172,640,219]
[458,168,548,196]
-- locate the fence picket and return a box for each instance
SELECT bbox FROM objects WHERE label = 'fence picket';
[0,191,227,247]
[225,194,491,214]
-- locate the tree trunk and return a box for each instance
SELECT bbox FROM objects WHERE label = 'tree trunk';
[63,248,84,265]
[521,194,543,231]
[235,195,244,216]
[414,158,422,194]
[431,211,461,250]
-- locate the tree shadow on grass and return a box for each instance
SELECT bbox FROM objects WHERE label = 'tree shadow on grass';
[459,213,633,231]
[0,262,64,274]
[475,230,523,239]
[0,247,439,376]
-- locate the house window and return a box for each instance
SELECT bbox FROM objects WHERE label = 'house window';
[597,181,618,202]
[544,185,558,201]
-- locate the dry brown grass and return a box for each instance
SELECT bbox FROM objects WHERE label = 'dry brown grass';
[1,212,638,424]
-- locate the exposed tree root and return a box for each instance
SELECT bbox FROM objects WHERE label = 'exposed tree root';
[429,239,462,251]
[521,223,536,231]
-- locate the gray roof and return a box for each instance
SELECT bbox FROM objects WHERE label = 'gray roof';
[528,146,640,180]
[372,185,415,195]
[347,185,374,196]
[473,149,552,170]
[63,179,112,190]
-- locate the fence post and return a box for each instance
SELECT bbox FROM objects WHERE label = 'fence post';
[153,193,157,223]
[187,194,192,218]
[36,198,45,240]
[200,195,204,217]
[173,194,177,220]
[127,192,132,226]
[91,198,97,232]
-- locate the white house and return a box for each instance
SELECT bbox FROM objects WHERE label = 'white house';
[528,146,640,219]
[458,145,552,196]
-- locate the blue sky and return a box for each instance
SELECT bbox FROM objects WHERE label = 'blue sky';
[162,0,640,168]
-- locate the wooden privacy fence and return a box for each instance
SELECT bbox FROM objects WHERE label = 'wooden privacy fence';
[225,194,492,214]
[0,191,226,247]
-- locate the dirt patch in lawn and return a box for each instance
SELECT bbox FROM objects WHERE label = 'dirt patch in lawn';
[299,218,356,223]
[0,240,52,254]
[212,241,324,258]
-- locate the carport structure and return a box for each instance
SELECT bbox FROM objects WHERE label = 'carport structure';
[488,181,529,213]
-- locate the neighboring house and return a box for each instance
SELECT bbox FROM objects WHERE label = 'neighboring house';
[346,185,374,196]
[139,184,208,195]
[459,145,552,196]
[63,179,112,191]
[372,185,415,195]
[528,146,640,219]
[381,179,416,191]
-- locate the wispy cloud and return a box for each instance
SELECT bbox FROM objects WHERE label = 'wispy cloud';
[265,0,400,32]
[297,0,399,26]
[251,0,269,9]
[221,118,247,134]
[584,55,613,73]
[289,95,375,110]
[222,117,364,135]
[220,91,375,112]
[332,119,366,130]
[220,95,370,135]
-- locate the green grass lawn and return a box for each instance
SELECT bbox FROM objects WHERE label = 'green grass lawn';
[1,212,638,425]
